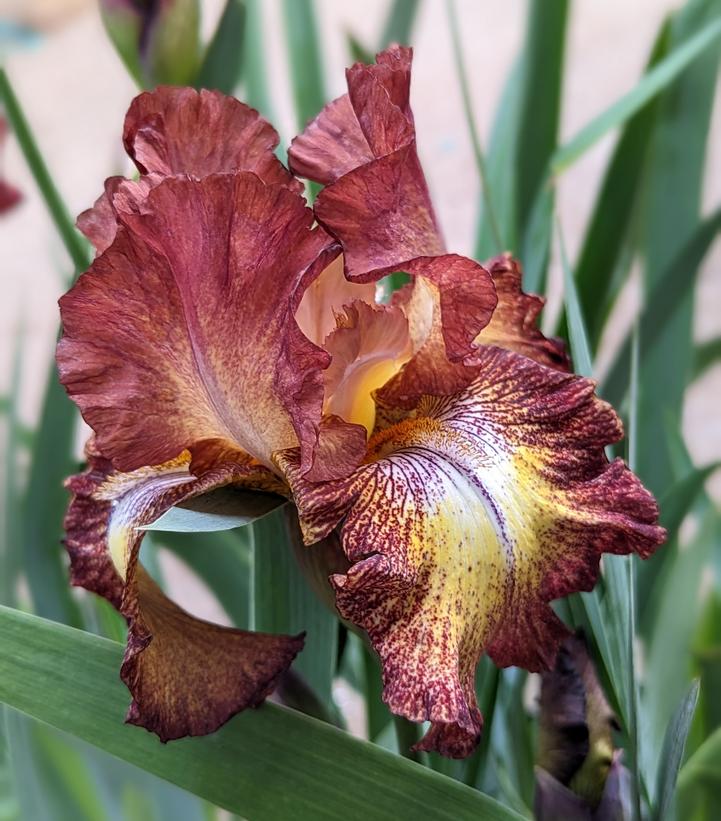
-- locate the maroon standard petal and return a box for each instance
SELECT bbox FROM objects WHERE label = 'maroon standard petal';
[59,173,341,476]
[123,86,300,189]
[478,254,570,372]
[290,47,498,402]
[78,86,300,254]
[290,46,443,274]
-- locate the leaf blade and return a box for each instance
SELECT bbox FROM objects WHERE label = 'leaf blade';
[0,606,523,821]
[551,15,721,174]
[195,0,246,94]
[652,680,700,821]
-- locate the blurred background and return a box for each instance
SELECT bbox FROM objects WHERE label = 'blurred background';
[1,1,720,819]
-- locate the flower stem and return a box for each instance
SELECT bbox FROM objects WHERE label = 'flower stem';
[0,68,90,273]
[627,323,643,820]
[393,715,424,764]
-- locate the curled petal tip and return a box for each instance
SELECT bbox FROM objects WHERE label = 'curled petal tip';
[64,443,304,743]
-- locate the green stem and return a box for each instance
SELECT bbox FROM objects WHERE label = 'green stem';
[0,68,90,273]
[463,664,500,788]
[393,715,425,764]
[627,324,643,819]
[446,0,504,255]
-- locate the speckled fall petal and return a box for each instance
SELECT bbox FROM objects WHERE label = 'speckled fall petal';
[59,172,347,476]
[278,345,664,757]
[78,86,300,253]
[64,442,303,741]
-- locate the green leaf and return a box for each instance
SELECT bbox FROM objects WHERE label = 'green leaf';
[250,510,337,705]
[515,0,569,294]
[463,659,501,789]
[359,640,393,741]
[346,0,422,66]
[474,56,523,260]
[282,0,326,130]
[515,0,568,230]
[559,221,639,747]
[573,18,671,349]
[676,725,721,817]
[1,332,24,608]
[658,463,721,541]
[3,711,108,821]
[447,0,502,256]
[642,510,719,796]
[0,606,523,821]
[145,488,287,533]
[21,362,82,627]
[242,0,274,120]
[692,592,721,737]
[603,207,721,410]
[692,335,721,382]
[635,462,720,621]
[557,221,593,378]
[0,69,90,273]
[520,183,554,295]
[196,0,246,94]
[380,0,422,47]
[652,680,700,821]
[550,14,721,174]
[346,31,373,65]
[492,669,535,814]
[635,0,721,500]
[377,270,412,302]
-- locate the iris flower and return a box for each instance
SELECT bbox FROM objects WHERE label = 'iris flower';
[0,116,22,214]
[59,46,664,757]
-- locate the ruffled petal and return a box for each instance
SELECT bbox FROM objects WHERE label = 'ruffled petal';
[78,86,301,254]
[294,255,376,348]
[64,442,303,741]
[290,46,496,402]
[323,300,412,435]
[287,94,374,185]
[59,173,339,475]
[76,175,154,254]
[123,86,300,190]
[477,254,570,371]
[277,345,664,757]
[289,46,414,185]
[290,45,441,273]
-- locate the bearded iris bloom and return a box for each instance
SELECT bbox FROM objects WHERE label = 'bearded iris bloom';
[0,116,22,214]
[58,46,665,758]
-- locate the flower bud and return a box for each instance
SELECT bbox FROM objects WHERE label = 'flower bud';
[535,633,632,820]
[99,0,201,88]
